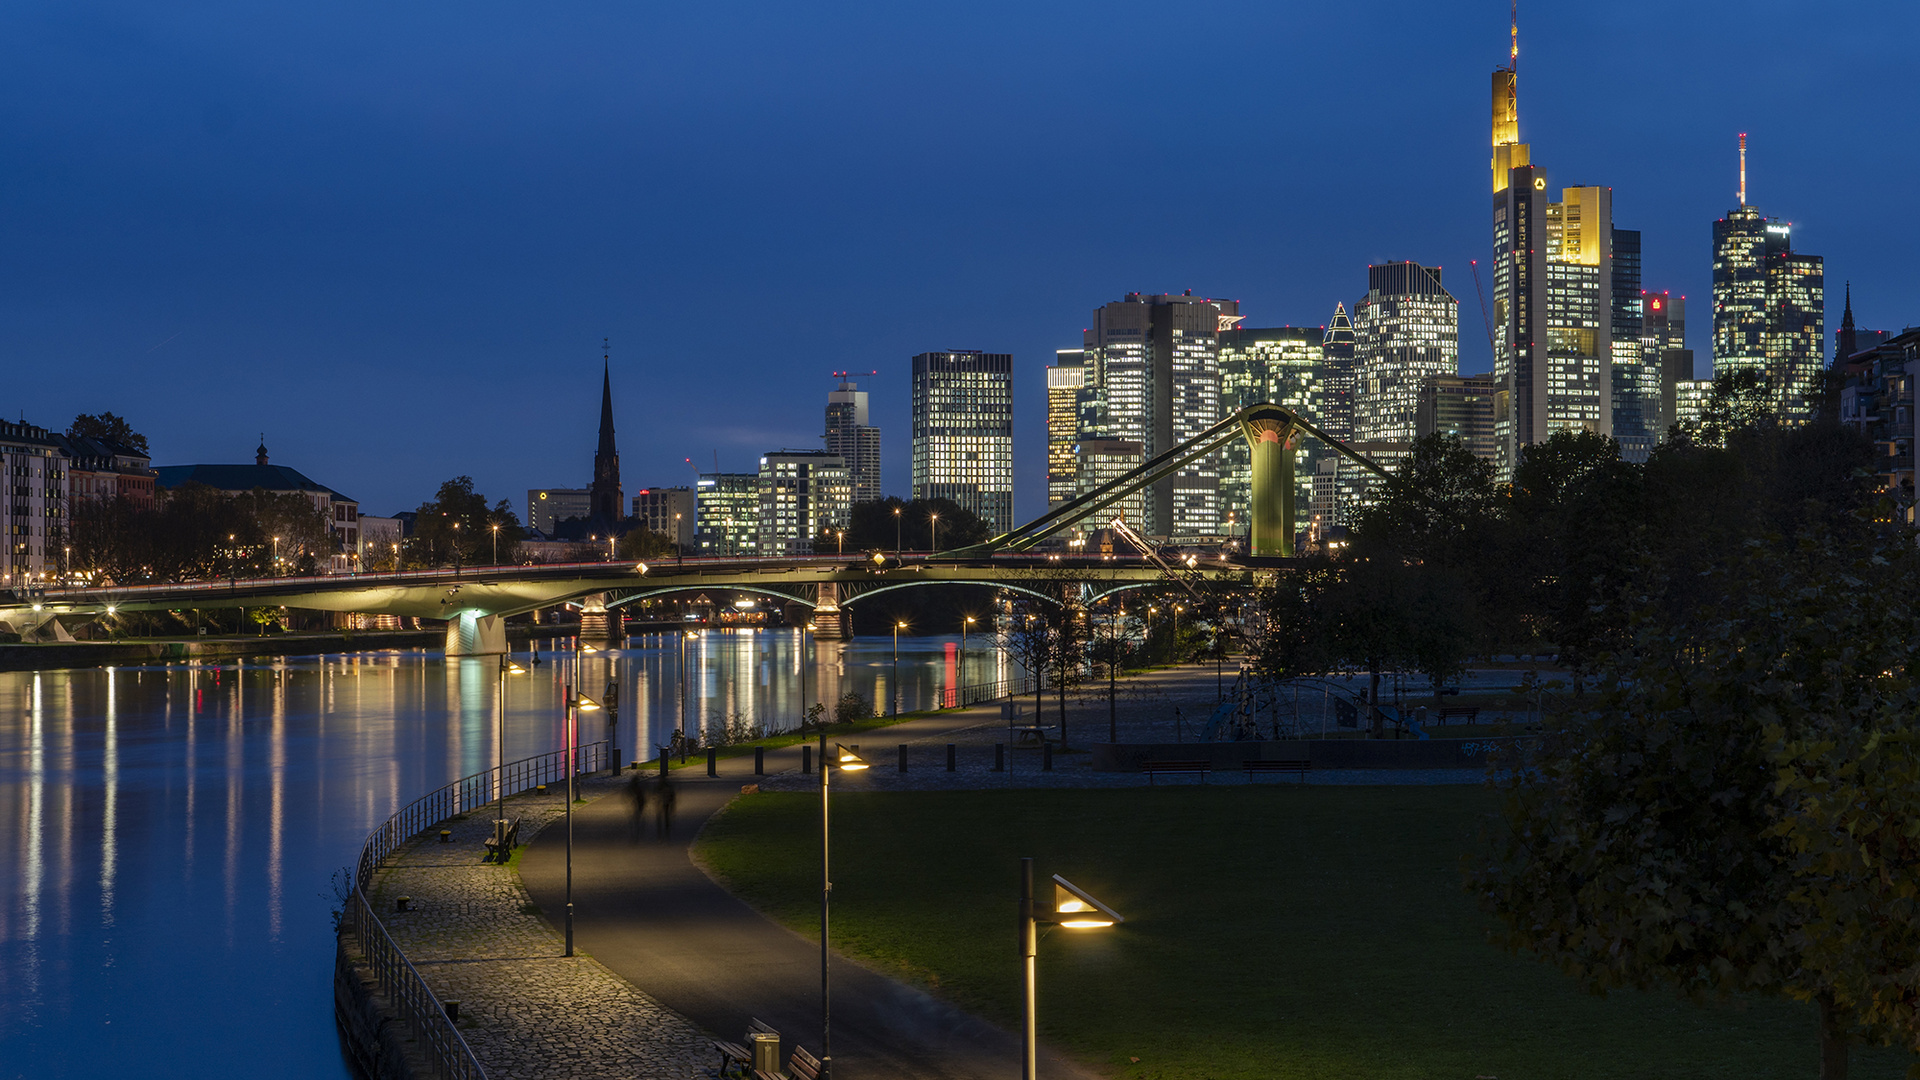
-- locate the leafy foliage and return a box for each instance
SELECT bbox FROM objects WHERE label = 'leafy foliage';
[409,476,523,566]
[838,496,991,553]
[66,412,149,455]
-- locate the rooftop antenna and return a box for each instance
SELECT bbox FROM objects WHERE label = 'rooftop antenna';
[1738,132,1747,206]
[1509,0,1518,73]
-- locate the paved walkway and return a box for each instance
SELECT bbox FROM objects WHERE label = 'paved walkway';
[365,782,709,1079]
[521,704,1107,1080]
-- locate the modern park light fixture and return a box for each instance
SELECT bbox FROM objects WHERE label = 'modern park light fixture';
[1019,858,1123,1080]
[494,658,528,853]
[562,686,601,957]
[820,742,869,1080]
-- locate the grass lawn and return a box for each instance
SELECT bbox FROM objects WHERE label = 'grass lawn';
[696,785,1916,1080]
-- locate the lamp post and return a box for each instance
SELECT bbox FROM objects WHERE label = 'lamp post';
[491,522,500,564]
[391,542,400,573]
[272,535,280,575]
[495,657,527,845]
[962,615,976,693]
[799,621,816,732]
[1019,859,1123,1080]
[836,529,844,555]
[675,512,685,566]
[893,505,902,554]
[821,743,869,1080]
[1108,605,1121,743]
[929,512,939,553]
[562,683,601,956]
[892,621,906,715]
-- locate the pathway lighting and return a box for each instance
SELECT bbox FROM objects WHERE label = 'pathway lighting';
[561,687,601,957]
[1019,859,1123,1080]
[929,511,939,553]
[820,743,869,1080]
[893,506,902,554]
[892,621,907,714]
[495,658,527,851]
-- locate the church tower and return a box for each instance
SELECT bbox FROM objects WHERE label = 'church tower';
[589,346,622,524]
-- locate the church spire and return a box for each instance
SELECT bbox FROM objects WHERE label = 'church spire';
[1838,282,1857,361]
[589,339,622,524]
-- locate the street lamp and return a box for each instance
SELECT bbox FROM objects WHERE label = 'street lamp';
[272,535,280,575]
[962,614,976,694]
[892,621,907,715]
[675,512,684,566]
[836,529,845,555]
[821,743,869,1080]
[892,505,903,554]
[491,522,500,564]
[799,621,816,733]
[1019,859,1123,1080]
[495,658,527,849]
[562,685,602,957]
[929,511,939,553]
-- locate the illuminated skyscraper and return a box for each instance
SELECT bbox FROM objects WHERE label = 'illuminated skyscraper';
[1353,261,1459,447]
[823,375,881,504]
[911,350,1014,534]
[1487,12,1622,474]
[1046,350,1085,507]
[1416,373,1498,462]
[1218,326,1325,539]
[1321,302,1357,441]
[1642,291,1694,435]
[756,451,850,556]
[1080,292,1240,538]
[1711,135,1824,421]
[1611,229,1657,462]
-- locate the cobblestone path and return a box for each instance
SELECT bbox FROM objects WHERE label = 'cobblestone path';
[365,776,711,1080]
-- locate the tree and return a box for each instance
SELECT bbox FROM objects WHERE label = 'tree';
[245,489,335,575]
[617,528,678,560]
[839,496,991,553]
[996,582,1089,748]
[1682,367,1778,448]
[411,477,524,566]
[66,412,149,455]
[1473,514,1920,1079]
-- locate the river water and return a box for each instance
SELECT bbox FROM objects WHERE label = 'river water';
[0,630,1020,1079]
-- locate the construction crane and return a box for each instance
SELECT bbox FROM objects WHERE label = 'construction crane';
[1468,259,1498,357]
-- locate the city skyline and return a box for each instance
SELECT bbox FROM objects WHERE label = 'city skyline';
[2,2,1914,518]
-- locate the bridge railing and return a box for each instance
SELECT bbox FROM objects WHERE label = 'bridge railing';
[344,741,609,1080]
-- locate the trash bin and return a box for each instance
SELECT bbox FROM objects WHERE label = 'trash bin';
[749,1032,780,1074]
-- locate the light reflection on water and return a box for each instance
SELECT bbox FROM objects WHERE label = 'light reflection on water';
[0,631,1016,1079]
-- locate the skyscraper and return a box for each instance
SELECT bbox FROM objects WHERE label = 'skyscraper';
[1353,261,1460,447]
[1218,326,1326,538]
[823,375,881,505]
[1416,373,1499,462]
[1080,292,1240,538]
[1046,350,1085,507]
[1611,229,1657,462]
[1642,291,1694,436]
[695,473,759,557]
[589,360,622,524]
[911,350,1014,534]
[1321,303,1357,441]
[1711,135,1825,420]
[1488,15,1622,474]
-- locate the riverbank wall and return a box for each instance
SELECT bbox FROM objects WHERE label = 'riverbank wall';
[334,937,434,1080]
[0,630,449,671]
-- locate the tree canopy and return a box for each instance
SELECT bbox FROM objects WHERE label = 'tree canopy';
[837,496,991,553]
[66,412,149,455]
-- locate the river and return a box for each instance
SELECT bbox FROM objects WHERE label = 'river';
[0,630,1021,1079]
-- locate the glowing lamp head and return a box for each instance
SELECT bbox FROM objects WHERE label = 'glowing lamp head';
[834,744,869,771]
[1052,875,1124,928]
[504,661,527,675]
[572,694,602,712]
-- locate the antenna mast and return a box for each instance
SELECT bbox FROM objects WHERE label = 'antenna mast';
[1510,1,1518,73]
[1738,132,1747,206]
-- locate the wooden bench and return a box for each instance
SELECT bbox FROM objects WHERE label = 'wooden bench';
[1011,724,1051,747]
[1242,759,1312,783]
[787,1046,822,1080]
[482,817,521,863]
[1437,705,1481,725]
[1141,760,1211,785]
[710,1039,751,1078]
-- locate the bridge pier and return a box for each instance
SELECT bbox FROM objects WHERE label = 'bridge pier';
[444,612,508,657]
[1242,415,1300,558]
[811,582,850,640]
[577,593,623,644]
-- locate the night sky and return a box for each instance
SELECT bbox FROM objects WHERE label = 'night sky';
[3,1,1914,520]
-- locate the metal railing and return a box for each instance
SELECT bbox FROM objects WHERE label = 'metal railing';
[940,673,1040,709]
[343,741,610,1080]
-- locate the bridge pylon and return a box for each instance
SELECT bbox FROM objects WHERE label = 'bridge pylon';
[445,611,507,657]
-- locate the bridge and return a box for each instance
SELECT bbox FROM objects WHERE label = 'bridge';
[1,401,1393,654]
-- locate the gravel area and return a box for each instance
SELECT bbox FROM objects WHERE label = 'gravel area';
[364,775,712,1080]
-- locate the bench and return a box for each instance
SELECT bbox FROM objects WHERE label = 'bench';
[1011,724,1051,748]
[710,1039,751,1078]
[787,1046,822,1080]
[1242,759,1312,783]
[482,817,521,863]
[1438,706,1481,725]
[1141,760,1211,785]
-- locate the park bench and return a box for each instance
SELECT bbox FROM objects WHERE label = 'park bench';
[1437,706,1481,725]
[1140,760,1211,785]
[482,817,521,863]
[1241,759,1311,783]
[710,1038,751,1078]
[785,1046,823,1080]
[1011,724,1051,747]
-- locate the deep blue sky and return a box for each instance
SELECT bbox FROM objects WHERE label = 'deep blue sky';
[4,1,1914,519]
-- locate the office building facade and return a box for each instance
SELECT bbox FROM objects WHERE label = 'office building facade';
[1642,291,1694,436]
[1416,373,1499,462]
[1073,439,1145,530]
[1079,292,1240,539]
[1354,261,1460,448]
[695,473,758,557]
[823,376,881,505]
[1610,229,1657,461]
[1046,350,1085,507]
[911,350,1014,534]
[527,488,592,535]
[632,486,696,549]
[756,451,850,556]
[0,420,67,586]
[1321,302,1357,441]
